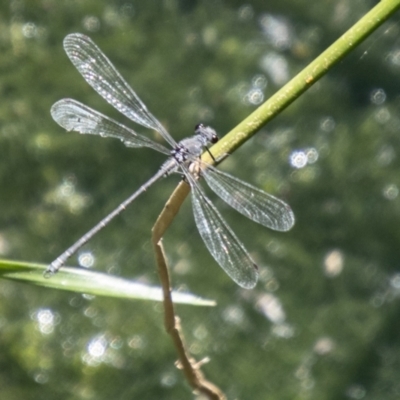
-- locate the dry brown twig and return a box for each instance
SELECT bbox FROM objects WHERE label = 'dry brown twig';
[151,180,226,400]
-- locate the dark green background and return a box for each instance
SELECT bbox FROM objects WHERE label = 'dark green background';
[1,0,400,399]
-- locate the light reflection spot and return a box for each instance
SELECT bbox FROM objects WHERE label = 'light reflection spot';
[35,308,56,335]
[271,323,294,338]
[83,16,101,32]
[160,371,177,388]
[382,184,398,200]
[260,53,290,86]
[78,251,95,268]
[388,48,400,66]
[259,14,293,50]
[87,335,107,358]
[306,148,319,164]
[223,305,244,325]
[320,116,336,133]
[289,150,308,169]
[0,233,10,255]
[238,5,254,21]
[252,74,267,89]
[369,88,386,105]
[390,273,400,290]
[245,88,264,105]
[33,371,49,384]
[346,384,366,399]
[313,337,335,355]
[256,293,285,324]
[128,335,146,350]
[376,145,396,166]
[323,250,344,277]
[22,22,38,38]
[193,324,209,340]
[373,107,391,124]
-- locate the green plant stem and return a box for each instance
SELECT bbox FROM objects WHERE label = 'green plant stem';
[205,0,400,162]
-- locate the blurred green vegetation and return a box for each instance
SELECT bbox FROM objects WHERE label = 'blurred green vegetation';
[1,0,400,399]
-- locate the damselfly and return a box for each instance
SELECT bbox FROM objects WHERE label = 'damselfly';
[46,33,295,289]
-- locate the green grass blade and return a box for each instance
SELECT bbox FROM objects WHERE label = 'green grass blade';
[0,259,216,306]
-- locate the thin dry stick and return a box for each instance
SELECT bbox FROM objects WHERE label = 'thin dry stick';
[152,180,226,400]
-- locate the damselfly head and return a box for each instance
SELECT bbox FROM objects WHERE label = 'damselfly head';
[194,123,219,144]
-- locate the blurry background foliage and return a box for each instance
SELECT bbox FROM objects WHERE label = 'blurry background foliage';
[1,0,400,399]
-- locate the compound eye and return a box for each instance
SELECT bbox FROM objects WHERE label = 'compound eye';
[211,134,219,144]
[194,123,204,132]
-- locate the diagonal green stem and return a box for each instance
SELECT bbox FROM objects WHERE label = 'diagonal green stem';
[205,0,400,162]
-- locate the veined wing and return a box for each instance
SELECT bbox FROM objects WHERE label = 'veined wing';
[202,164,295,232]
[51,99,170,154]
[184,170,258,289]
[63,33,176,147]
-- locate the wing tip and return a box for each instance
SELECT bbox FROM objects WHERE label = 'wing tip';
[237,263,259,290]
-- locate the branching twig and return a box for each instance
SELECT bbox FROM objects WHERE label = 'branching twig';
[152,181,226,400]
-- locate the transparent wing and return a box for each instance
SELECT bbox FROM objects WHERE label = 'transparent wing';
[51,99,170,154]
[184,171,259,289]
[63,33,176,147]
[202,164,295,232]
